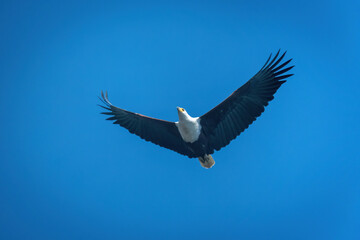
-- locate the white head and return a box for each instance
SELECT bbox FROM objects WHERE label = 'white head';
[177,107,191,120]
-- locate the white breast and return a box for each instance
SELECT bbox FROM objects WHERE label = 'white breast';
[175,117,201,143]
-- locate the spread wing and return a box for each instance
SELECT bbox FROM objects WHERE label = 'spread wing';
[200,50,294,153]
[99,91,194,157]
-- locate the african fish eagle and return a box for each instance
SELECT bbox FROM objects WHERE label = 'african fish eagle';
[99,50,294,168]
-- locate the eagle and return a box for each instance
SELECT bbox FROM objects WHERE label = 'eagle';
[99,50,294,168]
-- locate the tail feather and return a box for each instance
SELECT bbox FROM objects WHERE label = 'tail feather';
[198,154,215,169]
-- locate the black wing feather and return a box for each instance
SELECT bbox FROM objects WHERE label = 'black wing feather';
[99,91,194,157]
[200,50,294,153]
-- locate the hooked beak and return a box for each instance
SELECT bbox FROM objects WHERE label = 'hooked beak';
[177,107,186,114]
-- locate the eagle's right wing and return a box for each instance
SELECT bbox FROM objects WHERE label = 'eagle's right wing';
[99,91,195,157]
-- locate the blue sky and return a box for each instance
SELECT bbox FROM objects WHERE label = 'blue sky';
[1,1,359,239]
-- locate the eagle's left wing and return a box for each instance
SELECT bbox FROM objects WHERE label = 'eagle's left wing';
[200,50,294,153]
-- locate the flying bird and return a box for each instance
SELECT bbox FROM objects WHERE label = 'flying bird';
[99,50,294,168]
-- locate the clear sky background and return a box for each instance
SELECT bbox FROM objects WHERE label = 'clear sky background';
[1,1,359,239]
